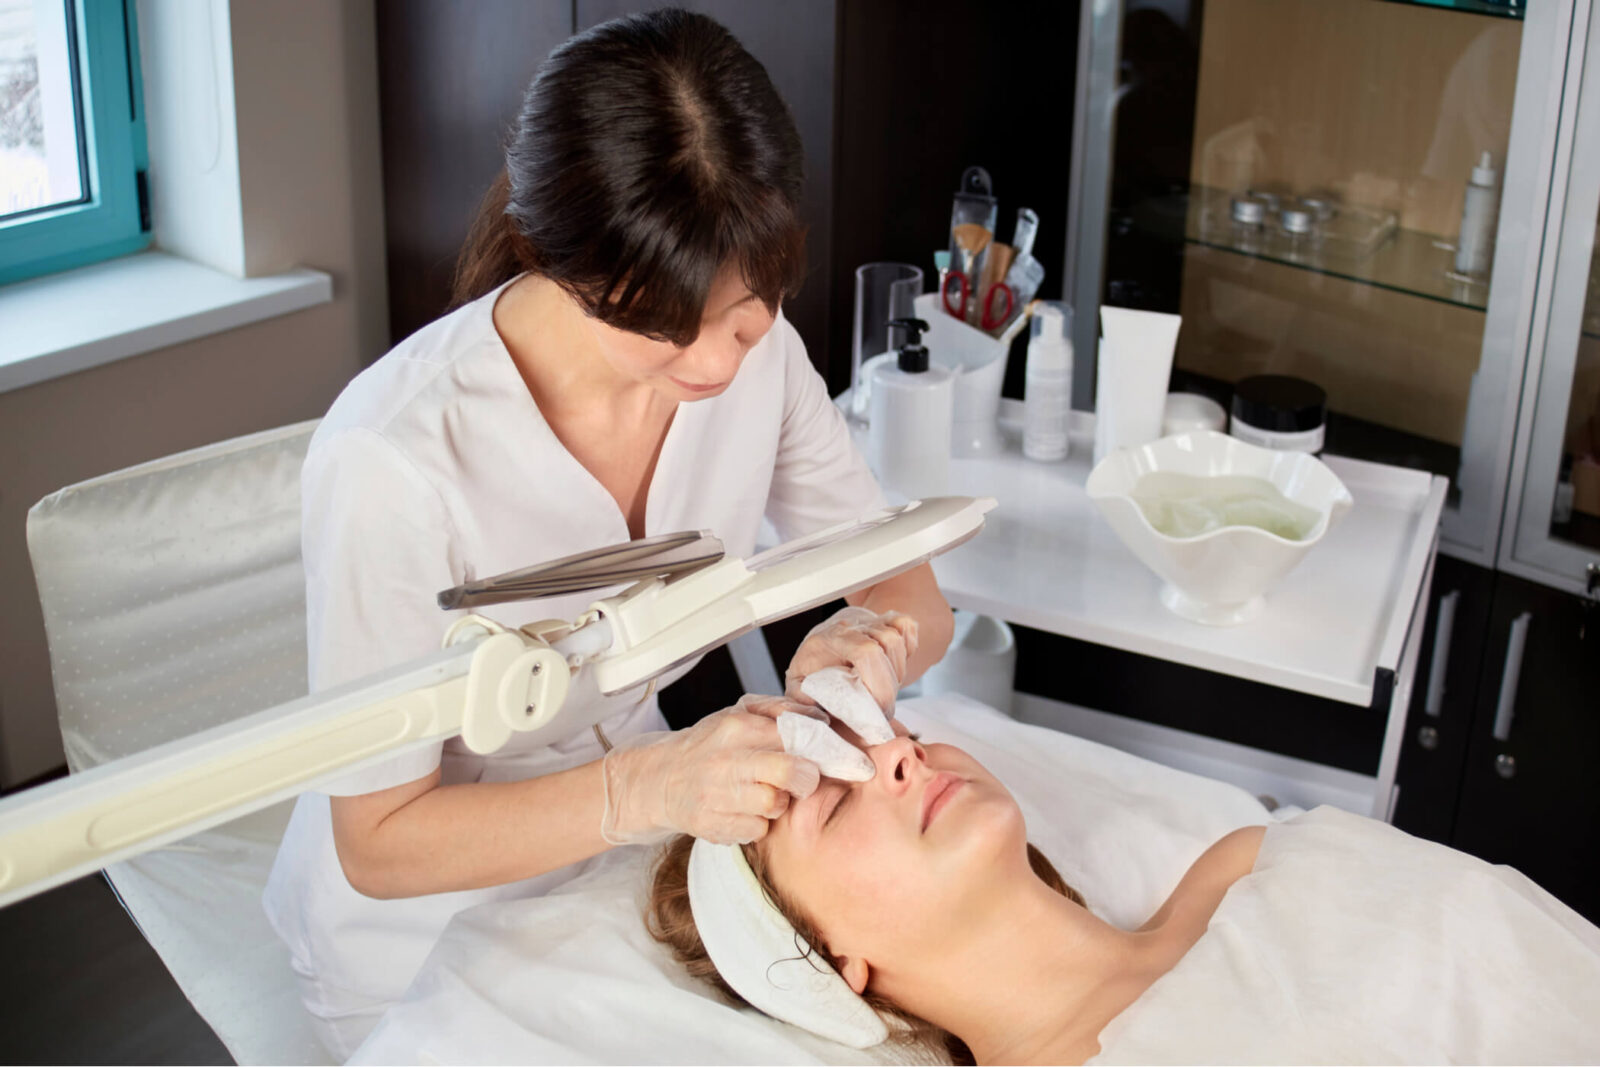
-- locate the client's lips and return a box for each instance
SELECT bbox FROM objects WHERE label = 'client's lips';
[921,773,964,832]
[670,376,726,393]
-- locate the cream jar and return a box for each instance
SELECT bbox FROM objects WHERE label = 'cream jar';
[1230,375,1327,454]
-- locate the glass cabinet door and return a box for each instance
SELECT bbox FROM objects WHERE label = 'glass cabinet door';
[1067,0,1572,566]
[1507,1,1600,596]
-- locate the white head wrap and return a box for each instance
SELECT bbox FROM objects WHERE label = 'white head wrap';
[686,838,889,1048]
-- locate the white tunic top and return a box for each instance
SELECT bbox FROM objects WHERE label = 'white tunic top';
[262,280,883,1053]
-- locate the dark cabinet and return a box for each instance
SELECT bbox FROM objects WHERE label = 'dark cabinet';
[1453,573,1600,924]
[1392,554,1495,845]
[1395,560,1600,924]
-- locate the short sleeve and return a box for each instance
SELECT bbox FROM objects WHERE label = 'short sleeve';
[301,428,462,795]
[764,317,887,541]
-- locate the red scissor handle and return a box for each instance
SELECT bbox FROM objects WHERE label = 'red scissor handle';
[980,283,1015,331]
[941,271,970,320]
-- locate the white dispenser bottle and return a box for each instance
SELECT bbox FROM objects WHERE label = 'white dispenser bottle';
[869,317,954,499]
[1023,302,1073,461]
[1454,151,1500,277]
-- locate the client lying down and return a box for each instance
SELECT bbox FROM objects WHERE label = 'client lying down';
[649,732,1600,1064]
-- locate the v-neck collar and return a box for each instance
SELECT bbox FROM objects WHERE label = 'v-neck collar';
[478,282,697,544]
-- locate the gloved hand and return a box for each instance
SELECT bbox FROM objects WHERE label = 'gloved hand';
[600,695,822,846]
[785,606,920,717]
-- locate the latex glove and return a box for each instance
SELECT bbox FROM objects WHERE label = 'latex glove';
[600,695,822,846]
[785,606,919,717]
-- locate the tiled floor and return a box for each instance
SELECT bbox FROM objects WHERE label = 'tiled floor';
[1,874,232,1065]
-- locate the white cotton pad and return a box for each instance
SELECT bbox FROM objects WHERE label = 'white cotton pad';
[776,712,875,782]
[799,667,894,745]
[687,839,889,1049]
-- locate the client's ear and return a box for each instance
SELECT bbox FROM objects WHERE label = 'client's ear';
[837,955,870,995]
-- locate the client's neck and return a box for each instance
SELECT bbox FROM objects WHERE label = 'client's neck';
[883,875,1164,1065]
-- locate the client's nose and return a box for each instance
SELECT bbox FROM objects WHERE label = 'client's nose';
[868,737,926,797]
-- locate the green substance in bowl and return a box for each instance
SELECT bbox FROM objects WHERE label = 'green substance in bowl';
[1131,473,1323,541]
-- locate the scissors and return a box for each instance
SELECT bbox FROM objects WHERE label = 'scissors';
[941,270,1014,332]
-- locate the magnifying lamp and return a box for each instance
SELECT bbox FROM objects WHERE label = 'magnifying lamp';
[0,496,994,908]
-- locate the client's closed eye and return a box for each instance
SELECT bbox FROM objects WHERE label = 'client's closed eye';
[822,783,856,830]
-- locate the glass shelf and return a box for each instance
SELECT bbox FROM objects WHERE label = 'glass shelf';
[1383,0,1524,19]
[1131,187,1492,314]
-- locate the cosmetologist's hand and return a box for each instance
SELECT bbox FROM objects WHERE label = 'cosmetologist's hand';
[599,695,822,846]
[785,606,919,719]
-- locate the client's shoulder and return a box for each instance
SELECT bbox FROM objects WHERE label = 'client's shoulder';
[1213,824,1267,871]
[1188,824,1266,896]
[1139,825,1265,934]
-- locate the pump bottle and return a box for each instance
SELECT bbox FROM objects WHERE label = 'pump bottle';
[868,317,954,499]
[1455,151,1500,278]
[1024,302,1074,461]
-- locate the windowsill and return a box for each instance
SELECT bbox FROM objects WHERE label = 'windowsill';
[0,251,333,395]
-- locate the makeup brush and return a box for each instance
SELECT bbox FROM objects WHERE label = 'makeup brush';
[952,223,993,325]
[979,241,1015,293]
[952,222,992,276]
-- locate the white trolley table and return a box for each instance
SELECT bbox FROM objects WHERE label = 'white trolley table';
[862,401,1448,818]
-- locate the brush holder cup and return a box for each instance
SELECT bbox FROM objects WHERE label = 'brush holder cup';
[913,293,1008,458]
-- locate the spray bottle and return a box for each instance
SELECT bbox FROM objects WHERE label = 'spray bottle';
[1454,151,1500,278]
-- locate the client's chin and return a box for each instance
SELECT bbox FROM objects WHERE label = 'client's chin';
[927,769,1030,877]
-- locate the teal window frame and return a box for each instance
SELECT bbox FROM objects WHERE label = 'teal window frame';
[0,0,149,286]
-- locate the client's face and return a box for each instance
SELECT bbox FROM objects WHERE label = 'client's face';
[760,736,1029,991]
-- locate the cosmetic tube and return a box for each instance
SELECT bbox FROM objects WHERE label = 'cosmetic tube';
[1093,306,1182,464]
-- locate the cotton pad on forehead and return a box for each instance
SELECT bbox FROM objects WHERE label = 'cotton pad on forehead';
[799,667,894,745]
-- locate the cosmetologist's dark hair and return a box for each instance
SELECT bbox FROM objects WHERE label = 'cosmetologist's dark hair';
[452,8,808,345]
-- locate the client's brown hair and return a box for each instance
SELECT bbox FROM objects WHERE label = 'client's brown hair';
[647,834,1084,1065]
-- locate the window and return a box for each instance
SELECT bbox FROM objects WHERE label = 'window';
[0,0,147,285]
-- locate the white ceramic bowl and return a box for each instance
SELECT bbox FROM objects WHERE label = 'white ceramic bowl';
[1086,431,1354,625]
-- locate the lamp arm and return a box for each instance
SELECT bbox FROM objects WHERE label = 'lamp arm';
[0,496,994,909]
[0,626,579,909]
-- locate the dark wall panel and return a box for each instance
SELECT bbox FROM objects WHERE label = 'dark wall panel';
[576,0,839,373]
[830,0,1078,397]
[376,1,574,345]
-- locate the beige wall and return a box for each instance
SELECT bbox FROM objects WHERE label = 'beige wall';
[1190,0,1522,238]
[0,0,389,787]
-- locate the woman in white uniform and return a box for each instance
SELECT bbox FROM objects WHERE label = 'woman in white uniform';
[263,9,954,1057]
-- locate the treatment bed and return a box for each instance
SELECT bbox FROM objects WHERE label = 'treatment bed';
[352,692,1600,1065]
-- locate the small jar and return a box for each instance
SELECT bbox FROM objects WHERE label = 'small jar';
[1278,205,1316,237]
[1230,195,1267,227]
[1230,375,1327,453]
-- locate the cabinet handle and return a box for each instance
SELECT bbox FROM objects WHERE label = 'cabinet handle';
[1424,591,1459,718]
[1491,612,1533,743]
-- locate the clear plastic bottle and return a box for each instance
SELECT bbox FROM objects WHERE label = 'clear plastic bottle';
[1023,302,1073,461]
[1454,151,1500,278]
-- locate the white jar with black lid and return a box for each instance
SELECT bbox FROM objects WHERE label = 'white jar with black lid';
[1230,374,1327,453]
